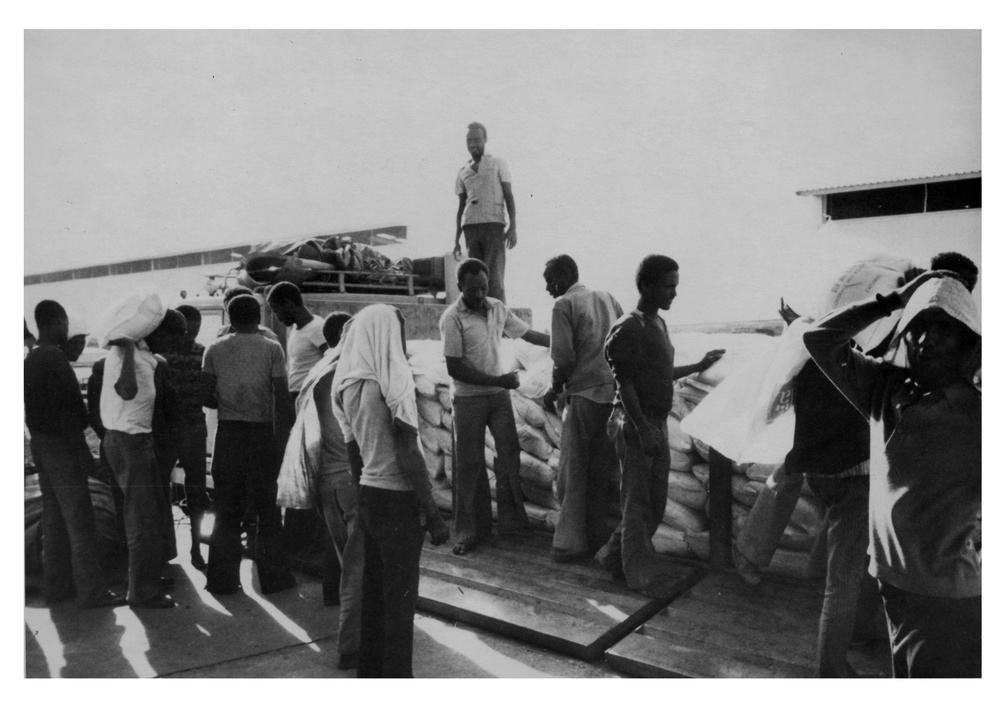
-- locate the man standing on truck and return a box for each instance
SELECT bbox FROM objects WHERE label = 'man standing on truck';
[598,255,724,597]
[440,258,550,556]
[267,282,327,401]
[540,254,623,562]
[24,300,124,609]
[453,122,516,304]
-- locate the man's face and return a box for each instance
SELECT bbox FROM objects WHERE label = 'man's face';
[186,316,202,341]
[54,315,70,346]
[269,299,295,327]
[460,271,489,311]
[643,270,679,311]
[466,128,486,161]
[64,335,86,363]
[543,267,569,298]
[904,308,975,390]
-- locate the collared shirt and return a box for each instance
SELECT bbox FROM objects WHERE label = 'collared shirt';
[334,379,412,492]
[455,153,511,226]
[440,296,529,398]
[286,316,326,393]
[203,332,286,423]
[100,343,159,434]
[605,310,675,419]
[24,344,89,437]
[806,303,981,599]
[551,283,623,403]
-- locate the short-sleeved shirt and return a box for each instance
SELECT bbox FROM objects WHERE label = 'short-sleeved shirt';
[217,323,280,343]
[604,310,675,420]
[334,379,412,492]
[314,371,351,480]
[100,344,159,434]
[551,284,623,403]
[24,344,89,437]
[164,342,206,426]
[203,332,286,423]
[440,296,529,398]
[286,316,326,393]
[455,153,511,226]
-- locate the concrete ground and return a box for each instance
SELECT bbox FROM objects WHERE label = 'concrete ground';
[24,508,622,679]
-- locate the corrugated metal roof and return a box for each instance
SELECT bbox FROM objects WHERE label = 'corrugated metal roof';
[796,171,981,196]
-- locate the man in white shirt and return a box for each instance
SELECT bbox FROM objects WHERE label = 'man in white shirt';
[453,122,516,303]
[440,259,550,556]
[101,308,187,609]
[267,281,327,399]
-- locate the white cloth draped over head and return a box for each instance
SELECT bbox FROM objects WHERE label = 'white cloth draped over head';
[892,276,982,347]
[331,304,418,431]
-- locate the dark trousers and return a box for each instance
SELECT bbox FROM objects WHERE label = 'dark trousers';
[597,407,671,590]
[29,431,106,605]
[552,396,615,554]
[207,421,290,592]
[807,475,881,677]
[357,486,423,678]
[880,581,981,677]
[452,392,529,546]
[104,430,169,604]
[463,222,506,303]
[318,472,364,657]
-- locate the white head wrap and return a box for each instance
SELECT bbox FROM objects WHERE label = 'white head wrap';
[892,276,982,349]
[331,304,418,430]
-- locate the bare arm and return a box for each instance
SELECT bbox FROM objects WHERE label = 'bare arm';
[521,329,550,348]
[393,421,450,545]
[501,182,517,249]
[272,376,295,433]
[445,356,519,390]
[346,439,364,487]
[673,350,726,379]
[454,192,467,259]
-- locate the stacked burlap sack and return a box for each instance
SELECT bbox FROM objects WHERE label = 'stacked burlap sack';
[407,332,825,572]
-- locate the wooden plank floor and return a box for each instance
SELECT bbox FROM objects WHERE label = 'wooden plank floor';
[417,526,705,661]
[606,569,893,678]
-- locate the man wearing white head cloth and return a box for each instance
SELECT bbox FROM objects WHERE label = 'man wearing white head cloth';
[804,271,981,678]
[331,304,450,678]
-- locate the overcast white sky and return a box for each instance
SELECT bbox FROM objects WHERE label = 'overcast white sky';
[23,29,981,324]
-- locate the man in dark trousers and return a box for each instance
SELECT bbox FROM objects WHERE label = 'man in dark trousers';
[453,122,517,303]
[598,255,723,597]
[25,300,124,609]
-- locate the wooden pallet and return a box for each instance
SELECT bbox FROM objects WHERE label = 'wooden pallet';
[417,528,705,662]
[605,569,892,678]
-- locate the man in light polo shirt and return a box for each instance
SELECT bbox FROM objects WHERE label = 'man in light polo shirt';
[267,281,327,401]
[440,259,550,555]
[453,122,516,303]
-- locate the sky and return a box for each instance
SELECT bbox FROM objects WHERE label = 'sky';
[23,29,982,326]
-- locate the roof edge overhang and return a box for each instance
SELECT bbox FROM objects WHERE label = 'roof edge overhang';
[796,171,981,197]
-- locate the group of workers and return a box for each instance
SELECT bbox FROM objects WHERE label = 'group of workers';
[23,119,981,679]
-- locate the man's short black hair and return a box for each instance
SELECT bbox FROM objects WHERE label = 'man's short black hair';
[467,121,487,140]
[267,281,303,307]
[930,251,979,291]
[544,254,579,284]
[457,258,489,287]
[635,254,680,292]
[323,311,353,348]
[228,294,261,327]
[222,285,253,306]
[176,304,202,323]
[34,300,67,329]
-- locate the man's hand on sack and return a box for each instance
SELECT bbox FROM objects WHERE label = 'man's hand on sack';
[699,349,726,372]
[778,298,801,325]
[542,389,559,414]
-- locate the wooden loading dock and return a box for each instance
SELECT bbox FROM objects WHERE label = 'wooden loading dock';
[416,449,891,678]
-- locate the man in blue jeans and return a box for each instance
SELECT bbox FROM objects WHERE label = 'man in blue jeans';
[440,258,550,555]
